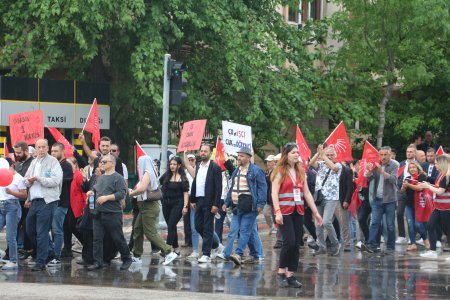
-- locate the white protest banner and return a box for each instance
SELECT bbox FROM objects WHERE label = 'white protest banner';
[222,121,252,155]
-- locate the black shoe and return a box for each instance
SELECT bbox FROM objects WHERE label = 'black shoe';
[286,276,302,288]
[76,260,90,266]
[308,241,319,251]
[273,241,283,249]
[277,273,289,287]
[19,251,32,260]
[87,263,103,271]
[46,254,55,264]
[120,258,132,270]
[31,263,46,271]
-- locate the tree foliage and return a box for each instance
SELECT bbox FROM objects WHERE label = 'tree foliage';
[0,0,328,162]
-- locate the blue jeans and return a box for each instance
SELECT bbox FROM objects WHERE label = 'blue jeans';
[368,198,396,250]
[27,199,56,264]
[190,207,220,253]
[51,206,68,258]
[248,223,263,259]
[233,210,259,257]
[0,199,21,263]
[405,205,427,243]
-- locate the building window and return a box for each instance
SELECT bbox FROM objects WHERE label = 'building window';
[288,2,299,23]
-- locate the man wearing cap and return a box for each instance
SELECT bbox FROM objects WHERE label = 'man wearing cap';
[264,155,276,235]
[223,147,267,265]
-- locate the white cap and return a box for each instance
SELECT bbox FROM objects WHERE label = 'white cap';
[187,154,195,159]
[274,153,281,161]
[265,155,275,161]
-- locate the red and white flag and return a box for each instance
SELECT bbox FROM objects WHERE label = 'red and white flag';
[296,125,310,164]
[47,126,73,158]
[136,140,146,160]
[324,121,353,162]
[397,165,406,178]
[436,146,445,156]
[214,137,226,171]
[82,99,100,151]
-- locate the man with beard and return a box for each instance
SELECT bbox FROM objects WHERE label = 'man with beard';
[190,144,222,263]
[48,142,73,266]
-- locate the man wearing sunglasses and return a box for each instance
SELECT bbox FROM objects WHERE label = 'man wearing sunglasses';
[88,154,131,271]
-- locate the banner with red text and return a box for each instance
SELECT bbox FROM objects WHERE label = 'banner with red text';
[177,120,207,152]
[9,110,44,146]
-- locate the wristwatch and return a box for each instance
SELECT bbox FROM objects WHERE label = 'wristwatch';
[184,205,189,208]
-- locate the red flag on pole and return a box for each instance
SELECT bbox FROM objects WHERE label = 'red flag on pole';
[436,146,445,156]
[136,140,146,160]
[3,138,10,158]
[348,189,362,218]
[82,99,100,151]
[214,137,226,171]
[47,126,74,158]
[324,121,353,162]
[296,125,311,164]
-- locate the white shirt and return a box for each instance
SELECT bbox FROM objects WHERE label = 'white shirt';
[122,163,128,180]
[315,161,342,201]
[0,173,26,200]
[427,163,435,177]
[29,158,43,200]
[195,160,210,197]
[185,169,193,195]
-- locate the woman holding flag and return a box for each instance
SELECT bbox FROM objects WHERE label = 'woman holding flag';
[419,155,450,259]
[400,161,429,251]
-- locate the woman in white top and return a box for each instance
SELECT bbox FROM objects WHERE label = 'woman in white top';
[0,158,27,270]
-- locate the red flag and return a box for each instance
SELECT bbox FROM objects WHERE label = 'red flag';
[355,159,368,188]
[398,165,406,178]
[214,137,226,171]
[355,141,380,188]
[348,188,362,218]
[296,125,311,164]
[135,140,146,160]
[47,126,73,158]
[3,138,10,158]
[436,146,444,156]
[324,121,353,162]
[83,99,100,151]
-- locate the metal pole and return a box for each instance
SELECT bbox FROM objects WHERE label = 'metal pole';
[158,53,171,230]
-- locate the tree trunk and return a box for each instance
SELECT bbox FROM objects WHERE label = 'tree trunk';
[376,81,394,148]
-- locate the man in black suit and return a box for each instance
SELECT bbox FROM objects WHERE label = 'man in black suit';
[422,148,439,184]
[190,144,222,263]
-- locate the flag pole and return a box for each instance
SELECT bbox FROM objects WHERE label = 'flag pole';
[81,98,97,134]
[324,120,343,144]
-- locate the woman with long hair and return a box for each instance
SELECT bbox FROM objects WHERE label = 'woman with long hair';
[419,155,450,259]
[271,143,323,288]
[400,161,428,251]
[0,158,27,270]
[160,156,190,255]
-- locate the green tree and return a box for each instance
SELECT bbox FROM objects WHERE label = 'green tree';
[0,0,326,162]
[330,0,449,148]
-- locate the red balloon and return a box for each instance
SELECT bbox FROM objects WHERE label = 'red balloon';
[0,168,13,187]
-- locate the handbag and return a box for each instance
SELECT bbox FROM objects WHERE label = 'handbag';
[314,169,332,206]
[236,169,253,212]
[147,186,163,201]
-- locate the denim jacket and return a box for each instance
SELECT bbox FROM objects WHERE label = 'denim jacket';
[225,163,267,211]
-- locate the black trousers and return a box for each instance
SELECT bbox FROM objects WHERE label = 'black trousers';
[397,192,407,237]
[214,199,226,243]
[81,229,94,264]
[183,206,192,246]
[304,207,317,240]
[162,197,184,248]
[93,212,130,265]
[195,198,218,256]
[63,207,83,251]
[279,211,304,272]
[427,209,450,251]
[357,200,372,242]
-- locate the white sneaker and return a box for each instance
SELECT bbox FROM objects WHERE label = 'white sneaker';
[187,252,199,260]
[217,253,226,260]
[307,236,314,243]
[436,241,442,248]
[163,266,177,278]
[47,259,61,267]
[380,236,385,243]
[131,256,142,264]
[0,249,5,259]
[197,255,211,263]
[416,239,425,246]
[216,244,224,257]
[211,244,223,259]
[1,261,18,270]
[355,241,362,250]
[395,237,408,245]
[420,250,438,259]
[162,252,178,266]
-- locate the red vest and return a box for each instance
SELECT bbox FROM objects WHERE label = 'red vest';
[434,175,450,211]
[278,171,305,215]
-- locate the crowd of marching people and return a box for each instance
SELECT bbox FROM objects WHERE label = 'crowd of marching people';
[0,130,449,290]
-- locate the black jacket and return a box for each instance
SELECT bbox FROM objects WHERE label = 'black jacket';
[190,160,222,208]
[59,159,74,208]
[339,165,353,208]
[421,162,440,184]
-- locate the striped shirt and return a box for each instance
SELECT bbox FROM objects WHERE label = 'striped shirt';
[231,167,250,204]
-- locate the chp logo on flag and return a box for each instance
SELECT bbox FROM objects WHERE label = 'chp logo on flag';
[324,121,353,162]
